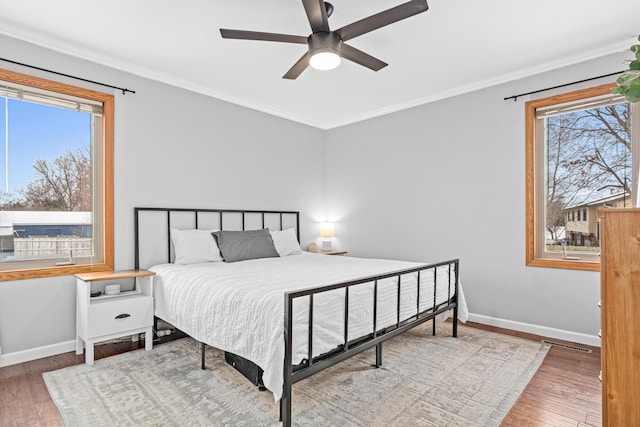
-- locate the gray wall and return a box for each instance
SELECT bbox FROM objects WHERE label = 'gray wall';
[0,34,621,361]
[0,35,326,357]
[325,53,628,343]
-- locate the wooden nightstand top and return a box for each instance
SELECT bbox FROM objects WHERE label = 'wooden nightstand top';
[74,269,155,282]
[315,250,347,256]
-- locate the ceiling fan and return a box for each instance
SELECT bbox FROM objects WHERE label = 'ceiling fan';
[220,0,429,79]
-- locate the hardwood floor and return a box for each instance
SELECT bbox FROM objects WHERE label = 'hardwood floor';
[0,323,601,426]
[471,323,602,427]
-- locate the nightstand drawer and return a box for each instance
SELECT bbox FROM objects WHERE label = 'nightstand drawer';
[87,295,153,338]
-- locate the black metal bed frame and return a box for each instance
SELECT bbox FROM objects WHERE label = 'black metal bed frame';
[134,207,300,269]
[134,207,459,427]
[280,259,459,426]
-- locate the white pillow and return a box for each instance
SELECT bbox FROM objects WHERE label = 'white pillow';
[170,229,223,264]
[269,228,302,256]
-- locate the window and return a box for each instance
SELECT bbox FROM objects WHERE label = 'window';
[0,68,113,281]
[526,83,638,271]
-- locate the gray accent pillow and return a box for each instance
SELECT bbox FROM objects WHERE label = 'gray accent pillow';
[212,229,279,263]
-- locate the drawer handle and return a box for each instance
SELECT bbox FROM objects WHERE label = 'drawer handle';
[115,313,131,319]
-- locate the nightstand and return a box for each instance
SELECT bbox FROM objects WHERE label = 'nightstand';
[75,269,155,365]
[316,250,347,256]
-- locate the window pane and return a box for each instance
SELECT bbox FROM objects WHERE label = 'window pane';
[0,95,95,264]
[543,100,631,257]
[0,69,113,281]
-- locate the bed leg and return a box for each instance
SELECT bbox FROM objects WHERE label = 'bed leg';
[453,306,459,338]
[153,316,159,339]
[375,343,383,368]
[281,392,292,427]
[200,342,206,370]
[432,318,436,336]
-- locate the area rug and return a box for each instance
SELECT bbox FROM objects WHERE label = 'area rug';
[43,323,549,426]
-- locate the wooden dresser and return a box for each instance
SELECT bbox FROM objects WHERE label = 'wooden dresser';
[599,208,640,426]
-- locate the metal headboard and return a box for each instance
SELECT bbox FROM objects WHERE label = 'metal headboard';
[134,207,300,269]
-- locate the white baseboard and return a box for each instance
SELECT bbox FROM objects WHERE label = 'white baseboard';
[467,313,601,348]
[0,340,77,368]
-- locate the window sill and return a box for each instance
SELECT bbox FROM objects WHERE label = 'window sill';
[526,257,600,272]
[0,263,113,282]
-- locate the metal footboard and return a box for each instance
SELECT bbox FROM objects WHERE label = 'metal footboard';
[280,259,459,427]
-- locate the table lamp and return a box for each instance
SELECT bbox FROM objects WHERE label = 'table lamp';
[319,222,334,251]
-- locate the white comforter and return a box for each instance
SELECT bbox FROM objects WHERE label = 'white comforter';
[150,253,468,401]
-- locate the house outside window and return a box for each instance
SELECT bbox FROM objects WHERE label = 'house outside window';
[563,192,630,248]
[0,68,113,281]
[526,82,638,271]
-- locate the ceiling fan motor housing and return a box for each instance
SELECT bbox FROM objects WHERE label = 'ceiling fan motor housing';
[308,32,342,56]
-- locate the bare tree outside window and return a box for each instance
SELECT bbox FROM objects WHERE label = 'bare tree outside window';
[18,146,91,212]
[543,100,631,254]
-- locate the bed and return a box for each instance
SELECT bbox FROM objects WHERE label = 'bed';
[134,207,467,426]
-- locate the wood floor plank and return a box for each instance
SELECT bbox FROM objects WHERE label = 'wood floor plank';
[2,375,40,420]
[508,402,579,427]
[0,362,25,380]
[525,378,601,408]
[516,393,588,422]
[35,400,63,426]
[501,410,555,427]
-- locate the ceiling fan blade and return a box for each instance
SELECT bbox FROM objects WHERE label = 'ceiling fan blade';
[336,0,428,42]
[283,52,311,79]
[302,0,330,33]
[220,29,307,44]
[340,43,388,71]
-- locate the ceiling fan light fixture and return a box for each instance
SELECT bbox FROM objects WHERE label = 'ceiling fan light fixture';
[220,0,429,79]
[310,50,341,70]
[308,32,342,71]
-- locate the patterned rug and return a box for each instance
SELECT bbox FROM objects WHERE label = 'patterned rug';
[43,323,549,426]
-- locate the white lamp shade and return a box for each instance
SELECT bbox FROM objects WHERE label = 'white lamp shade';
[309,51,341,71]
[319,222,334,238]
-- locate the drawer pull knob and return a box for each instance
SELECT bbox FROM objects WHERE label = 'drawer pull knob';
[115,313,131,319]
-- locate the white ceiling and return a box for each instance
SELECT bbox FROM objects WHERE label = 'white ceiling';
[0,0,638,129]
